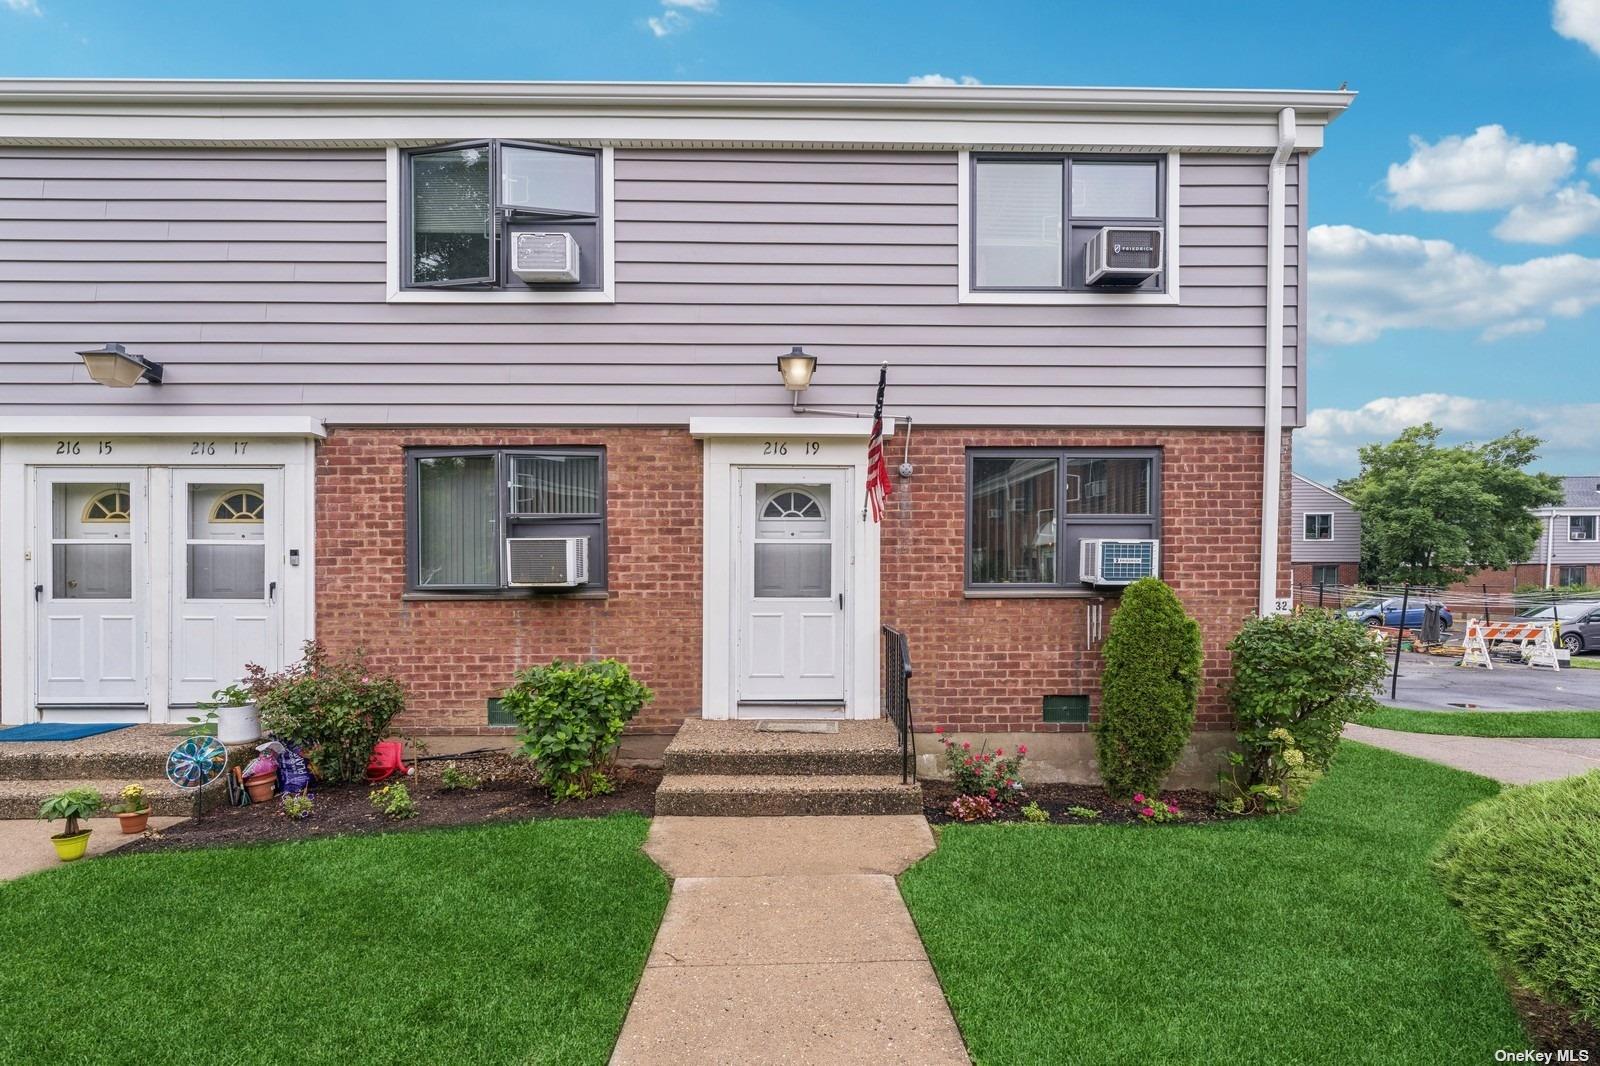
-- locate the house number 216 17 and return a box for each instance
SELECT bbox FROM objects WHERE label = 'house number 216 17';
[763,441,821,456]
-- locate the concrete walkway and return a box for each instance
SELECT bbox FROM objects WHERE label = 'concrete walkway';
[611,815,969,1066]
[0,816,185,881]
[1346,724,1600,784]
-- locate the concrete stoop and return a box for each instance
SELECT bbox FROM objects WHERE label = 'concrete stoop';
[0,725,252,816]
[0,776,223,818]
[656,719,922,816]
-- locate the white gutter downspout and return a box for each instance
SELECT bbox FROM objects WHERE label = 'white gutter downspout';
[1260,107,1295,616]
[1545,512,1556,587]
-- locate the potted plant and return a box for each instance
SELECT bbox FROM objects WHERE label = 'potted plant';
[202,682,261,745]
[37,787,102,862]
[110,783,151,834]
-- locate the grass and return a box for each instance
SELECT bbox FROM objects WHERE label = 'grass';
[1566,655,1600,671]
[1357,706,1600,737]
[0,815,667,1066]
[900,744,1525,1065]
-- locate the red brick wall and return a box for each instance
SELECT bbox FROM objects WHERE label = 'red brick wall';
[314,425,1287,738]
[1292,562,1360,587]
[315,428,702,735]
[880,429,1290,734]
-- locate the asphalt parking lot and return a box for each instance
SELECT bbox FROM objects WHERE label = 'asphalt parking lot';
[1378,651,1600,711]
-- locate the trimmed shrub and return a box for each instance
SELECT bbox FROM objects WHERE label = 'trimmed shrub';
[249,641,406,784]
[502,658,652,801]
[1433,771,1600,1027]
[1095,578,1203,799]
[1222,609,1386,812]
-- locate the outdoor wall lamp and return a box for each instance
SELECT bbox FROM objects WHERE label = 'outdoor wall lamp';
[777,345,817,392]
[76,343,164,387]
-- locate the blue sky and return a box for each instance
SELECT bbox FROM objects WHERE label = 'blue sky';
[2,0,1598,482]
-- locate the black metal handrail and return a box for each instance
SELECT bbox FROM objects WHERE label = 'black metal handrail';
[882,624,913,784]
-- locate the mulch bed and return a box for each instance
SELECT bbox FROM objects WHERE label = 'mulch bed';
[1510,983,1600,1057]
[118,754,659,855]
[922,780,1247,825]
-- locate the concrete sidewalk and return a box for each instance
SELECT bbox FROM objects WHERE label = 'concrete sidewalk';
[611,815,969,1066]
[0,816,185,881]
[1346,724,1600,784]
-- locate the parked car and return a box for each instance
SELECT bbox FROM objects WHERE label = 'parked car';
[1510,601,1600,654]
[1342,597,1452,630]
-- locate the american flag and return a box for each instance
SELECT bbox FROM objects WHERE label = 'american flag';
[866,363,893,522]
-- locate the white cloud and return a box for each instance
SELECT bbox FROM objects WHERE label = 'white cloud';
[907,74,981,86]
[1308,224,1600,344]
[3,0,42,13]
[1298,393,1600,480]
[1385,125,1576,212]
[646,10,686,35]
[1479,317,1547,342]
[1493,181,1600,243]
[1554,0,1600,55]
[644,0,715,37]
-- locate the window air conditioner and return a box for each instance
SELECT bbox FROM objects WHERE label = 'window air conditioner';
[511,232,580,284]
[506,537,589,588]
[1085,227,1163,286]
[1079,538,1160,585]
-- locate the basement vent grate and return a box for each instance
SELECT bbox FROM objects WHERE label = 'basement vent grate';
[1043,695,1090,724]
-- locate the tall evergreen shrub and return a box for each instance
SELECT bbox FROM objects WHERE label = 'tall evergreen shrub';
[1095,578,1204,798]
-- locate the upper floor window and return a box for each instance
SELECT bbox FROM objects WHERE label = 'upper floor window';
[970,155,1166,293]
[1570,515,1597,541]
[403,141,604,292]
[1303,513,1334,541]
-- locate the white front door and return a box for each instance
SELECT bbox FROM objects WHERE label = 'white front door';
[169,470,283,707]
[736,468,849,708]
[34,469,149,711]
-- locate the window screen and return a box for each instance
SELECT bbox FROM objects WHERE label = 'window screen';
[1304,513,1333,540]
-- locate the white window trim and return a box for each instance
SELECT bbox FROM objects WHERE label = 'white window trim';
[1571,515,1598,541]
[957,149,1180,306]
[384,145,616,304]
[1303,512,1334,541]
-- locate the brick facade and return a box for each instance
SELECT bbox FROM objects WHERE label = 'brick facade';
[314,426,1288,739]
[1292,562,1360,588]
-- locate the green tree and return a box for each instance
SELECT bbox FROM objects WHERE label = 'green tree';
[1337,424,1562,587]
[1096,578,1204,799]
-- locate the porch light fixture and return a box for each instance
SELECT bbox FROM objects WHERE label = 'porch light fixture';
[76,343,164,388]
[777,346,817,392]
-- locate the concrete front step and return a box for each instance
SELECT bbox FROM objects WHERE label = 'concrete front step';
[663,719,905,777]
[655,774,923,817]
[0,776,228,819]
[0,725,255,781]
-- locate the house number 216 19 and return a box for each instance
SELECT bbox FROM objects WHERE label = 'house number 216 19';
[763,441,821,456]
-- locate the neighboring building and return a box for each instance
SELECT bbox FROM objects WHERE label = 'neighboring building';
[1290,473,1361,588]
[1455,477,1600,592]
[0,79,1350,784]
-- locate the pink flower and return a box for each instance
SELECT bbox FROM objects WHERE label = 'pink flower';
[1133,793,1146,804]
[962,742,971,750]
[1017,745,1028,756]
[994,748,1004,757]
[1141,807,1155,817]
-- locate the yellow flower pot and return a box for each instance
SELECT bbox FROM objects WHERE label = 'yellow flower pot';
[51,830,91,863]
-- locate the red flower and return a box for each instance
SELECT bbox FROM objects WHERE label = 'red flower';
[962,741,971,750]
[1133,793,1146,804]
[935,726,944,734]
[1141,806,1156,817]
[1017,745,1028,756]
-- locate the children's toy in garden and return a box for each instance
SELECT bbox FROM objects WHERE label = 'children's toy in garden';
[165,735,229,819]
[365,740,413,783]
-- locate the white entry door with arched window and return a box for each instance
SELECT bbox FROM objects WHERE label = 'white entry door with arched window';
[736,468,849,709]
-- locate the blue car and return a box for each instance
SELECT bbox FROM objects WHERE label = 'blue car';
[1342,597,1452,630]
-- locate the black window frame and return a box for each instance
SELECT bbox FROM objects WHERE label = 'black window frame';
[1304,512,1334,541]
[964,447,1161,592]
[404,445,607,597]
[401,139,604,292]
[1557,565,1588,588]
[1310,564,1341,586]
[969,153,1167,294]
[1569,515,1597,541]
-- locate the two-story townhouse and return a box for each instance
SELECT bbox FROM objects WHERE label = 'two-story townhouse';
[1446,477,1600,594]
[1290,472,1361,590]
[0,80,1350,783]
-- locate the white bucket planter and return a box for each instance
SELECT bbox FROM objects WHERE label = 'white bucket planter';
[216,703,261,745]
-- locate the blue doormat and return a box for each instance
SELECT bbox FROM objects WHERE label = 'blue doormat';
[0,723,135,742]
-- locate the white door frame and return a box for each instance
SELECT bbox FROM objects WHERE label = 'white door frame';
[0,418,322,726]
[692,416,892,721]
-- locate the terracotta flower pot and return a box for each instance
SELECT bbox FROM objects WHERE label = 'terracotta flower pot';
[51,830,91,862]
[244,773,276,803]
[116,809,151,835]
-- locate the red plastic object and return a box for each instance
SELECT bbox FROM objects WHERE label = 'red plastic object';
[365,740,411,783]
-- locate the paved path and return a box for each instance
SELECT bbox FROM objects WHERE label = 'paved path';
[611,815,969,1066]
[1377,652,1600,711]
[1346,724,1600,784]
[0,816,185,881]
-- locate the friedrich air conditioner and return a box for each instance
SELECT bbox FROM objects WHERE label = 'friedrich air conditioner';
[1079,538,1160,585]
[506,536,589,588]
[1085,226,1163,286]
[511,232,580,284]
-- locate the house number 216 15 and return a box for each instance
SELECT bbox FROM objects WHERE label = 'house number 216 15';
[763,441,821,456]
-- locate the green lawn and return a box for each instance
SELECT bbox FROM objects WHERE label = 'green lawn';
[900,744,1525,1065]
[1358,706,1600,737]
[0,815,667,1066]
[1567,655,1600,671]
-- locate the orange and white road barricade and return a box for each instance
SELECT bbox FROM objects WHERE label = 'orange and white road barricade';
[1459,618,1560,671]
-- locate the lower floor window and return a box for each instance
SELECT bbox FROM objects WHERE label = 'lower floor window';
[966,448,1159,589]
[406,447,605,593]
[1311,564,1340,586]
[1558,565,1588,588]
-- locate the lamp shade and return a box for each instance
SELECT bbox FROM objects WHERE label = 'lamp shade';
[777,346,818,391]
[76,343,162,388]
